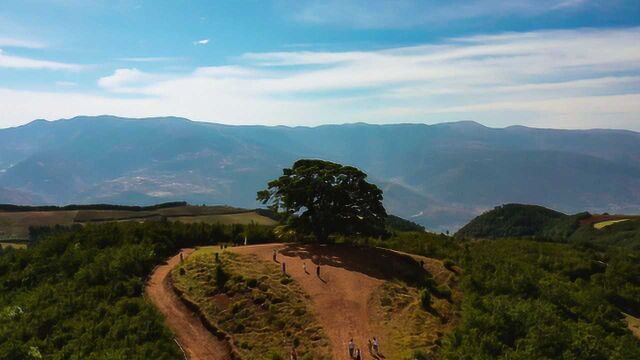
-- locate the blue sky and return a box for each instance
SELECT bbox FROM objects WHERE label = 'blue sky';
[0,0,639,129]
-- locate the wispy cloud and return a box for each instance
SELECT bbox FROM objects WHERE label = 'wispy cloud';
[0,36,45,49]
[1,27,639,130]
[98,68,160,92]
[193,39,210,45]
[0,49,82,70]
[287,0,594,29]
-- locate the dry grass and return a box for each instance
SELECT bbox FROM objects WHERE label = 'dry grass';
[0,242,27,249]
[172,248,331,359]
[625,313,640,340]
[593,219,630,229]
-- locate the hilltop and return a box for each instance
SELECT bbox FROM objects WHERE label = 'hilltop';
[456,203,640,248]
[1,116,639,231]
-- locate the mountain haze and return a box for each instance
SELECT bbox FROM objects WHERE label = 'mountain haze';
[1,116,639,230]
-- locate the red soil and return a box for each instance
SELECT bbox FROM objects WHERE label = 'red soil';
[145,249,233,360]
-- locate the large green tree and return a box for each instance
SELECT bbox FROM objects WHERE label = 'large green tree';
[257,159,387,242]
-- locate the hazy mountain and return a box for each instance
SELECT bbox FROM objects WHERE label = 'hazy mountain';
[1,115,639,231]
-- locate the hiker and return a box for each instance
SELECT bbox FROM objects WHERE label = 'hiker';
[243,236,247,246]
[372,337,379,354]
[282,262,286,274]
[290,346,298,360]
[354,348,362,360]
[273,249,277,262]
[303,262,307,274]
[348,338,355,358]
[179,253,183,263]
[316,264,320,277]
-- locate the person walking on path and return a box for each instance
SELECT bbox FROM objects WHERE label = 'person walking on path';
[272,249,277,262]
[303,262,307,274]
[282,262,286,274]
[354,348,361,360]
[372,337,379,355]
[348,338,355,358]
[290,346,298,360]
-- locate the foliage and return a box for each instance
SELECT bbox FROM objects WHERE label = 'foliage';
[440,239,640,359]
[455,203,568,240]
[0,220,276,359]
[257,159,387,242]
[368,228,640,359]
[419,288,431,310]
[386,214,426,232]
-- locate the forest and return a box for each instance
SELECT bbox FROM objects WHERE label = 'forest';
[1,211,639,359]
[0,220,274,359]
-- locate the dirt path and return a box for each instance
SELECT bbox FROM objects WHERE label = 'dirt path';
[145,249,233,360]
[232,243,387,360]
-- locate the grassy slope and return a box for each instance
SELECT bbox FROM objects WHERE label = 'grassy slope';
[172,247,331,360]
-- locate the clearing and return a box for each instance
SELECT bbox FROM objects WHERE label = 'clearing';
[230,243,459,359]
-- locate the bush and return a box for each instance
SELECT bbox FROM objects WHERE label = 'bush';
[411,349,428,360]
[270,353,284,360]
[215,265,229,290]
[419,288,431,310]
[443,259,455,271]
[436,285,452,299]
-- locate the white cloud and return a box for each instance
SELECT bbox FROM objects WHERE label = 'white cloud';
[194,39,210,45]
[0,36,45,49]
[0,49,82,70]
[98,68,159,92]
[1,27,639,131]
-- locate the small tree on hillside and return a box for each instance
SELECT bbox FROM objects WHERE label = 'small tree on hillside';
[257,159,387,242]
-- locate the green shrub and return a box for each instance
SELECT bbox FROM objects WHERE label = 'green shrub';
[443,259,455,270]
[436,285,452,299]
[215,265,229,290]
[411,349,428,360]
[419,288,431,310]
[270,353,284,360]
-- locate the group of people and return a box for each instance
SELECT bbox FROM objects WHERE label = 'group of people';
[348,337,380,359]
[272,249,322,278]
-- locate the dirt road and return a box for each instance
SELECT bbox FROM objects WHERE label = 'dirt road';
[145,249,233,360]
[233,243,388,360]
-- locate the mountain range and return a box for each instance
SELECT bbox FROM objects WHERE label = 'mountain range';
[1,115,639,231]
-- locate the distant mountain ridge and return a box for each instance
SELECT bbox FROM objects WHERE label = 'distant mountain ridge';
[1,115,639,230]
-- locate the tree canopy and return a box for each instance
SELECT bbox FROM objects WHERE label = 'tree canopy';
[257,159,387,242]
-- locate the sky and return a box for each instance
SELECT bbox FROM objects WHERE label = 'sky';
[0,0,639,130]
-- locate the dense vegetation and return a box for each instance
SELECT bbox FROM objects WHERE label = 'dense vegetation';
[385,214,426,232]
[0,220,276,359]
[258,159,387,242]
[373,229,640,359]
[455,203,640,249]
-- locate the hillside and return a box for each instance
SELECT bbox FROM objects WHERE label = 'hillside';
[1,116,639,231]
[455,203,640,248]
[0,203,277,242]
